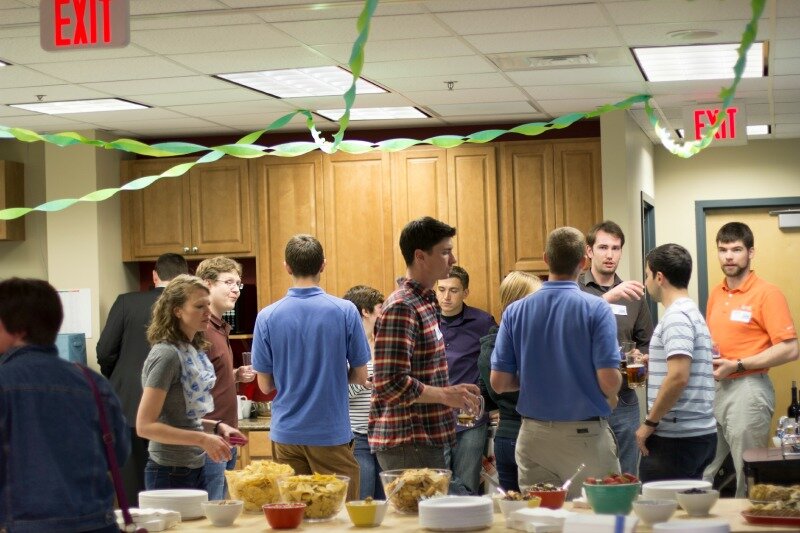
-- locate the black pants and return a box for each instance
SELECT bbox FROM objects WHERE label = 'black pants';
[639,432,717,482]
[121,426,149,506]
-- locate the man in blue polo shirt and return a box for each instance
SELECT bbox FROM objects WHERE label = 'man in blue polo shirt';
[491,226,621,498]
[252,234,370,501]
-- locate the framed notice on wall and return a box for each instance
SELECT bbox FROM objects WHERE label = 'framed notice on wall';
[57,288,92,338]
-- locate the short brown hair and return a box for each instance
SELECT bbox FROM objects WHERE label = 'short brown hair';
[147,274,210,350]
[195,256,243,281]
[546,227,586,276]
[587,220,625,248]
[155,253,188,281]
[343,285,384,315]
[399,217,456,266]
[0,278,63,345]
[446,265,469,290]
[285,234,325,277]
[716,221,754,248]
[499,271,542,312]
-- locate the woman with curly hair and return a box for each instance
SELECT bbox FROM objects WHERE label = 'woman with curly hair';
[137,274,246,491]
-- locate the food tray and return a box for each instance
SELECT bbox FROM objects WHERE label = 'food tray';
[742,512,800,526]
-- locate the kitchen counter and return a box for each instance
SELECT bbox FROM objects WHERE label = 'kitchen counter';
[178,498,796,531]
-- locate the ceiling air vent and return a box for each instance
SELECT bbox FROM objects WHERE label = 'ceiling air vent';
[489,48,623,71]
[527,53,597,68]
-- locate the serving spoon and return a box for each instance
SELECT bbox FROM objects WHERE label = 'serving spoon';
[561,463,586,492]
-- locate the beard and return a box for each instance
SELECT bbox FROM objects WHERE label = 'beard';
[722,262,749,278]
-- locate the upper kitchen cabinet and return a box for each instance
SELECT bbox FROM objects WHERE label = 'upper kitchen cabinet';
[121,158,253,261]
[499,139,601,275]
[0,161,25,241]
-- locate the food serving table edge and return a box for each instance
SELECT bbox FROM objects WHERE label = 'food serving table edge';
[178,497,795,532]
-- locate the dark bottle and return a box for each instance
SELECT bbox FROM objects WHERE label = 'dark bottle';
[788,380,799,421]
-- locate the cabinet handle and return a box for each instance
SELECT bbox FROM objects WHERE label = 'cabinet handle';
[183,246,190,253]
[192,246,198,254]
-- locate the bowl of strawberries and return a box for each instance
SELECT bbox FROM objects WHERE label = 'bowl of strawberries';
[583,473,641,515]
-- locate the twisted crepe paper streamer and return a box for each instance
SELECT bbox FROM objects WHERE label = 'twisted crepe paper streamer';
[0,0,765,219]
[644,0,765,157]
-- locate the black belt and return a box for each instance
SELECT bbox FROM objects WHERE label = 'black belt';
[524,416,606,422]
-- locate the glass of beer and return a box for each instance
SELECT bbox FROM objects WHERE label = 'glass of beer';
[626,351,647,388]
[457,395,484,428]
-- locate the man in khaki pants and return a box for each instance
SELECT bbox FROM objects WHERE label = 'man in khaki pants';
[491,227,622,498]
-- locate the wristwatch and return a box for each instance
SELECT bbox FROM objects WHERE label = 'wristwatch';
[736,359,746,373]
[644,419,659,428]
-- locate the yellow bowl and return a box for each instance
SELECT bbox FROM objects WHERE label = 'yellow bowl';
[345,500,388,527]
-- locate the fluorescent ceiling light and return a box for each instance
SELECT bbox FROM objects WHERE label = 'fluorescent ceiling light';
[10,98,147,114]
[633,42,764,82]
[316,107,428,121]
[677,124,769,138]
[217,66,386,98]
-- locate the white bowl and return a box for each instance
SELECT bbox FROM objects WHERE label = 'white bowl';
[497,497,541,519]
[632,499,678,525]
[641,480,712,501]
[201,500,243,526]
[676,489,719,517]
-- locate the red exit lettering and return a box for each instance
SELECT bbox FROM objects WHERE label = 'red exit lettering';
[54,0,113,47]
[693,107,738,140]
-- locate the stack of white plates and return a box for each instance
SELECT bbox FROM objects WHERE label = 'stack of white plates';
[419,496,493,531]
[138,489,208,520]
[642,480,712,501]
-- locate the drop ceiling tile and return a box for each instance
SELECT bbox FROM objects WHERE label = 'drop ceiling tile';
[773,39,800,60]
[255,2,422,22]
[131,13,261,30]
[64,108,188,126]
[83,76,232,95]
[774,57,800,76]
[435,4,605,35]
[166,99,296,117]
[0,6,36,23]
[328,118,435,130]
[441,113,547,126]
[134,24,297,55]
[28,57,197,83]
[363,56,494,80]
[466,27,622,55]
[776,18,800,40]
[774,74,800,90]
[0,25,39,38]
[403,87,527,106]
[130,1,227,16]
[618,20,771,46]
[776,102,800,114]
[775,113,800,124]
[0,37,151,64]
[169,47,328,74]
[0,114,91,132]
[285,94,414,111]
[775,124,800,135]
[524,82,646,101]
[273,14,448,46]
[0,104,33,117]
[0,84,110,103]
[778,2,800,17]
[538,98,630,115]
[774,89,800,103]
[131,88,264,107]
[378,73,511,92]
[0,1,32,8]
[207,111,316,129]
[430,101,536,117]
[425,0,587,12]
[0,66,69,89]
[604,0,754,25]
[312,37,474,64]
[98,117,228,133]
[508,66,642,86]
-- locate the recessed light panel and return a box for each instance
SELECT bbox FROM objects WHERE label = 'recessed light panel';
[217,66,386,98]
[633,43,764,82]
[10,98,147,114]
[316,107,427,121]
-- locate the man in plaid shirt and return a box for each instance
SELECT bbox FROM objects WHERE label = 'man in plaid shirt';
[369,217,482,470]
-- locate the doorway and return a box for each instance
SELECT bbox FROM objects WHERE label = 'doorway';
[641,192,657,325]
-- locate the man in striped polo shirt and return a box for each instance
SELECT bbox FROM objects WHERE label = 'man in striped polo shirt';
[636,243,716,481]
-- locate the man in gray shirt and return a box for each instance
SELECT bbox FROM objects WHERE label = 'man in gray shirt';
[580,221,653,476]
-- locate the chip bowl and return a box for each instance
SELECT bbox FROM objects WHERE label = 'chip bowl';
[379,469,451,514]
[277,474,349,522]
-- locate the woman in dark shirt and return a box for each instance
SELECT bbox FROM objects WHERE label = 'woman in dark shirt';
[477,271,542,492]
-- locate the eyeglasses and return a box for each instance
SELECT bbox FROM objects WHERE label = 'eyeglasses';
[217,279,244,291]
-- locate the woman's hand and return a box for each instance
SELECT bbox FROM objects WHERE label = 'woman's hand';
[200,433,233,462]
[217,423,248,446]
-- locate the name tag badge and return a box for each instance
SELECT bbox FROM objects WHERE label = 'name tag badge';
[610,303,628,316]
[730,309,752,323]
[434,325,443,340]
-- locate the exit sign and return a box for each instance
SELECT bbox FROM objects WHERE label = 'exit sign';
[682,103,748,146]
[40,0,129,51]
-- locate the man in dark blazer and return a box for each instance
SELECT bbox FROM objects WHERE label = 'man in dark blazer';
[96,252,187,505]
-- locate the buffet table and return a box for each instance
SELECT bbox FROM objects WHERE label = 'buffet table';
[179,498,796,531]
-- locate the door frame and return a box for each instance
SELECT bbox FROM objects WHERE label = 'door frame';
[695,196,800,314]
[641,192,658,324]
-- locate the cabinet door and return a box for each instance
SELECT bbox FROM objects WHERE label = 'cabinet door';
[498,141,555,274]
[254,154,324,307]
[390,147,449,281]
[188,158,253,256]
[447,145,501,320]
[121,159,191,260]
[322,151,394,298]
[553,140,602,235]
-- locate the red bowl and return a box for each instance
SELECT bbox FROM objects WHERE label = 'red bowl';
[262,503,306,529]
[527,489,567,509]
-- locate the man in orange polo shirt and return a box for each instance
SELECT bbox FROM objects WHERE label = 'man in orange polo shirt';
[702,222,798,497]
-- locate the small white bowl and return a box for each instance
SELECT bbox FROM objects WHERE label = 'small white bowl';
[633,499,678,525]
[676,489,719,517]
[497,497,541,519]
[201,499,243,527]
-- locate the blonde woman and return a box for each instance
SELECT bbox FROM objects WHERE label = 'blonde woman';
[477,271,542,492]
[137,274,246,491]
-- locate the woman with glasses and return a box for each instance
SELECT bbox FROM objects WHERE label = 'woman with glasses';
[136,274,247,491]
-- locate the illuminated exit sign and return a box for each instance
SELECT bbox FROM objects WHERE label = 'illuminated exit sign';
[682,103,748,147]
[40,0,129,51]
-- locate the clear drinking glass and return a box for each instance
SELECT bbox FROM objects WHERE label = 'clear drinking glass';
[626,351,647,388]
[457,395,485,428]
[241,351,252,366]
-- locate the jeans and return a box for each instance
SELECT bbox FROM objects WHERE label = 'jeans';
[376,444,447,471]
[494,436,520,492]
[202,447,238,500]
[640,432,717,482]
[446,424,488,495]
[145,460,206,491]
[609,388,640,476]
[353,433,385,499]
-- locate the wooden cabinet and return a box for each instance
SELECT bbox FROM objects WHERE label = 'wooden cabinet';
[121,157,253,261]
[0,161,24,241]
[499,139,601,275]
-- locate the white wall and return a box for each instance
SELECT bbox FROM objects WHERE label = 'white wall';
[654,138,800,301]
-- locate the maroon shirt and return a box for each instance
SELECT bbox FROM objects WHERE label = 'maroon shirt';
[205,313,238,428]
